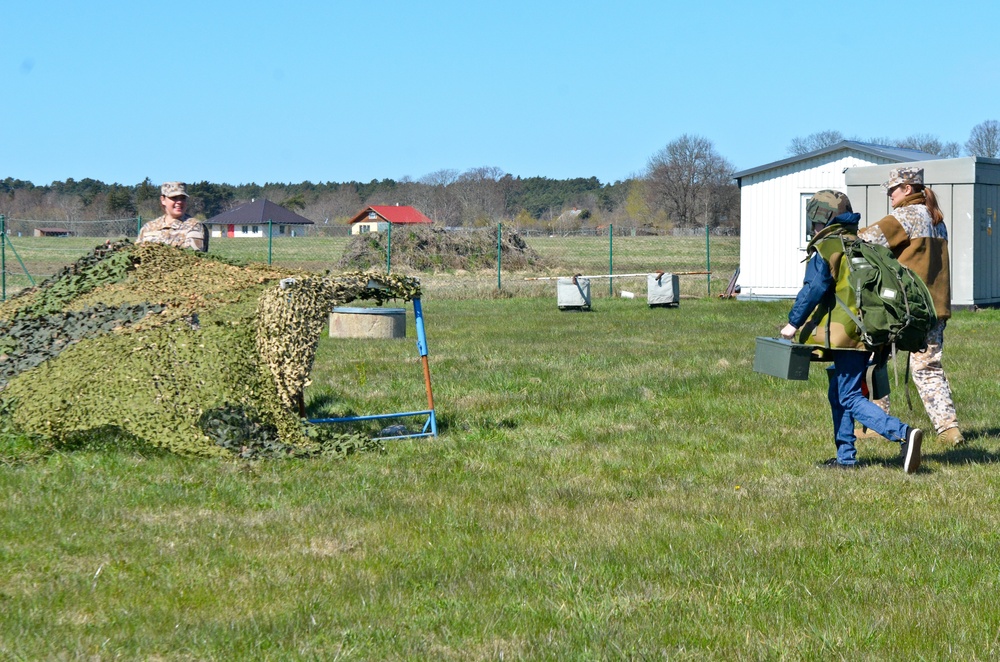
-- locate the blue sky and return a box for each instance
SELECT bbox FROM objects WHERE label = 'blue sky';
[4,0,999,187]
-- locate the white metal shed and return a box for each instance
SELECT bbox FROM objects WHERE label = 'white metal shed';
[733,141,940,300]
[846,156,1000,308]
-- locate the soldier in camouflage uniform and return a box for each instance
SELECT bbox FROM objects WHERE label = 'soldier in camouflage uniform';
[137,182,209,252]
[857,167,963,445]
[780,190,923,473]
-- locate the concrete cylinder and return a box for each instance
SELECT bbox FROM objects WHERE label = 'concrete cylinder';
[329,307,406,339]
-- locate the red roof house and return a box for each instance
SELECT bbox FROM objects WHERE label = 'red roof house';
[348,205,434,234]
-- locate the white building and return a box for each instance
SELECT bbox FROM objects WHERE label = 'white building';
[733,141,940,300]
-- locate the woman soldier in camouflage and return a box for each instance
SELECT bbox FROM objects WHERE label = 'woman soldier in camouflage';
[857,167,963,446]
[780,190,923,473]
[136,181,209,252]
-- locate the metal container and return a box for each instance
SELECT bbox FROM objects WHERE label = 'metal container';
[647,272,680,307]
[753,337,813,380]
[557,277,591,310]
[826,362,890,400]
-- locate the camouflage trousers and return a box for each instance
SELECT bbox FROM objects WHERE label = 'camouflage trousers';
[874,319,958,434]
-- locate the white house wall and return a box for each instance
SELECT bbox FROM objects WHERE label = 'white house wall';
[351,221,390,235]
[738,149,898,300]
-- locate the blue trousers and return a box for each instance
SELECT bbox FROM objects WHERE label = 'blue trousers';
[828,350,910,465]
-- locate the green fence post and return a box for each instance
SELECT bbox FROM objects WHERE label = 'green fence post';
[268,220,273,265]
[609,223,614,297]
[1,214,5,301]
[706,222,711,296]
[497,222,502,290]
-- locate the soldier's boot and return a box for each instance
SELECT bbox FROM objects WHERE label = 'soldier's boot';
[938,427,965,446]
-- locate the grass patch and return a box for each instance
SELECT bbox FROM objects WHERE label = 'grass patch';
[1,235,737,300]
[1,297,997,658]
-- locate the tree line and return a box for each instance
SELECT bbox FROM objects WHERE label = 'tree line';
[0,160,739,235]
[0,132,747,235]
[5,120,997,234]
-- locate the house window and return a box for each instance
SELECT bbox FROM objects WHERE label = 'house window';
[368,211,377,220]
[800,192,818,249]
[359,225,370,233]
[241,225,249,234]
[252,226,260,234]
[279,225,286,235]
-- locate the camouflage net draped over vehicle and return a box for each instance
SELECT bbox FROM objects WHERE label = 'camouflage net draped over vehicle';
[0,242,421,458]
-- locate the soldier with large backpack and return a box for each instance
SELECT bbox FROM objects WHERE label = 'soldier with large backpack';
[779,190,924,473]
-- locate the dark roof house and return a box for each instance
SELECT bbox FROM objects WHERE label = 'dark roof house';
[206,198,315,228]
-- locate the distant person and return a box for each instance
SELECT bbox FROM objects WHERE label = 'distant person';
[137,182,209,252]
[857,167,963,445]
[780,190,923,472]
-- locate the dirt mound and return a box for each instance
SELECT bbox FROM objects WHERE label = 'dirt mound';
[337,226,546,272]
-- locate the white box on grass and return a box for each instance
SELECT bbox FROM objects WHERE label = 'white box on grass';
[647,272,679,307]
[557,277,591,310]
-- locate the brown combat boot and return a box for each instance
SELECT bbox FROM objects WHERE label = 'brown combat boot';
[938,427,965,446]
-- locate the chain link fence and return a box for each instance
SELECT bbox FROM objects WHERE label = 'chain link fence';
[0,216,739,302]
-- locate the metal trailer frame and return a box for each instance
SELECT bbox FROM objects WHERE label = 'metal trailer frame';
[308,297,438,441]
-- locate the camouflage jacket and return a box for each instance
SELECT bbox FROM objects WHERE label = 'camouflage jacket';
[857,192,951,320]
[790,223,866,353]
[137,214,209,252]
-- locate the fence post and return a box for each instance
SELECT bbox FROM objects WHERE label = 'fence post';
[1,214,5,301]
[386,222,392,273]
[705,223,711,296]
[608,223,614,297]
[137,215,142,238]
[497,222,502,290]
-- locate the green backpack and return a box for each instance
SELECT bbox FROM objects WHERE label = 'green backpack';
[835,237,938,353]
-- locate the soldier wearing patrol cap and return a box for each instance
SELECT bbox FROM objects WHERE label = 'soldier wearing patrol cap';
[858,167,962,445]
[779,190,924,473]
[136,181,209,252]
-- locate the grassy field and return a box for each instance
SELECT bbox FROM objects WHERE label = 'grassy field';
[2,295,999,659]
[0,234,737,300]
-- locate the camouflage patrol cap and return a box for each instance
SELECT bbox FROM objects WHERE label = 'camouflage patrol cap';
[806,190,853,226]
[160,181,188,198]
[882,167,923,190]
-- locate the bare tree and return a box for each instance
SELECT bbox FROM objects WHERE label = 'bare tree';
[787,130,844,155]
[415,169,462,225]
[454,166,508,225]
[645,134,736,228]
[893,134,960,157]
[45,190,84,222]
[303,184,362,232]
[966,120,1000,157]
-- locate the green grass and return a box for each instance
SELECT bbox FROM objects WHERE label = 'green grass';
[3,297,998,659]
[0,235,737,300]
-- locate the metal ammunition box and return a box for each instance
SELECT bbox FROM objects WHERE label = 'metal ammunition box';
[753,337,813,380]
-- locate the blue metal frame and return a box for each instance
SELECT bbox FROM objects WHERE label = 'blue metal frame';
[309,297,437,440]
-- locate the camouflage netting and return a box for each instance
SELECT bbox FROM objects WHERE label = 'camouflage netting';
[0,241,421,458]
[337,225,547,271]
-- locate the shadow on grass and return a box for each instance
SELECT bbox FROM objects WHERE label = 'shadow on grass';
[855,427,1000,473]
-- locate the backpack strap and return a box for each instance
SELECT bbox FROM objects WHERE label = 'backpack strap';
[834,235,872,345]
